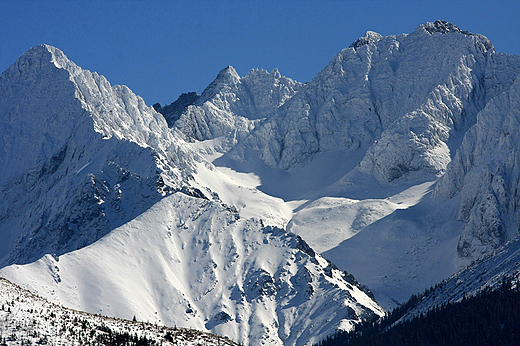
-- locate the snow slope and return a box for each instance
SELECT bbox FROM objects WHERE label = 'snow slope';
[287,182,435,254]
[0,193,384,346]
[0,277,239,346]
[398,235,520,321]
[321,184,465,308]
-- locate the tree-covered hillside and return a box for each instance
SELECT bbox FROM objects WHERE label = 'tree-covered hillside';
[317,280,520,346]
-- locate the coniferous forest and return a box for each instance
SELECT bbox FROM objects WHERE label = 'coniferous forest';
[317,280,520,346]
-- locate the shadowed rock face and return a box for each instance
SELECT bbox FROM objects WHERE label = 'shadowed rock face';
[435,73,520,258]
[153,91,200,127]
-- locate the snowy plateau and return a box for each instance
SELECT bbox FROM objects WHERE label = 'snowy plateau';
[1,20,520,345]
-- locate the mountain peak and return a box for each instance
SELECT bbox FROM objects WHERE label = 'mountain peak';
[2,44,54,78]
[22,43,55,57]
[24,43,53,54]
[418,20,494,51]
[216,65,240,84]
[349,31,383,49]
[421,20,470,35]
[199,66,241,102]
[16,44,76,72]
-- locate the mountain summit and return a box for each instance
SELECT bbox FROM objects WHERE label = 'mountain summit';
[349,30,383,49]
[0,44,194,266]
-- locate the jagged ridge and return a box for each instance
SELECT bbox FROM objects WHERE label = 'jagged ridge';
[0,44,197,266]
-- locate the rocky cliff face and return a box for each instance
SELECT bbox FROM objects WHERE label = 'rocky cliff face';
[153,91,200,127]
[174,21,519,184]
[0,45,196,265]
[435,68,520,258]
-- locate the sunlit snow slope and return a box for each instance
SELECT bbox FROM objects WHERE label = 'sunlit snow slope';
[1,193,384,346]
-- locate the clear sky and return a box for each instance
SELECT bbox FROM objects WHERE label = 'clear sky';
[1,0,519,106]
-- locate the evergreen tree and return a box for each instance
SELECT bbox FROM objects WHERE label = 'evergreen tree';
[317,278,520,346]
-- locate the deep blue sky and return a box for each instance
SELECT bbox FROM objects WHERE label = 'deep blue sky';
[1,1,519,106]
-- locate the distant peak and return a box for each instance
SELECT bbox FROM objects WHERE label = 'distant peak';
[24,44,64,60]
[27,43,53,53]
[216,66,240,83]
[419,20,494,51]
[199,66,240,102]
[18,44,77,72]
[421,20,470,35]
[20,44,55,62]
[349,31,383,49]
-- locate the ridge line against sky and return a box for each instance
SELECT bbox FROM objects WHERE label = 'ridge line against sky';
[1,0,519,106]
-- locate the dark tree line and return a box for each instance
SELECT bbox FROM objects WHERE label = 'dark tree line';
[94,328,158,346]
[317,279,520,346]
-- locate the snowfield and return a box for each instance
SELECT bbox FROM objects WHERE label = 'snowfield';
[1,193,384,346]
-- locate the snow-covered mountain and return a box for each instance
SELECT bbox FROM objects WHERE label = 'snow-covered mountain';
[3,19,520,345]
[0,44,384,345]
[0,44,198,266]
[168,20,520,308]
[175,20,519,184]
